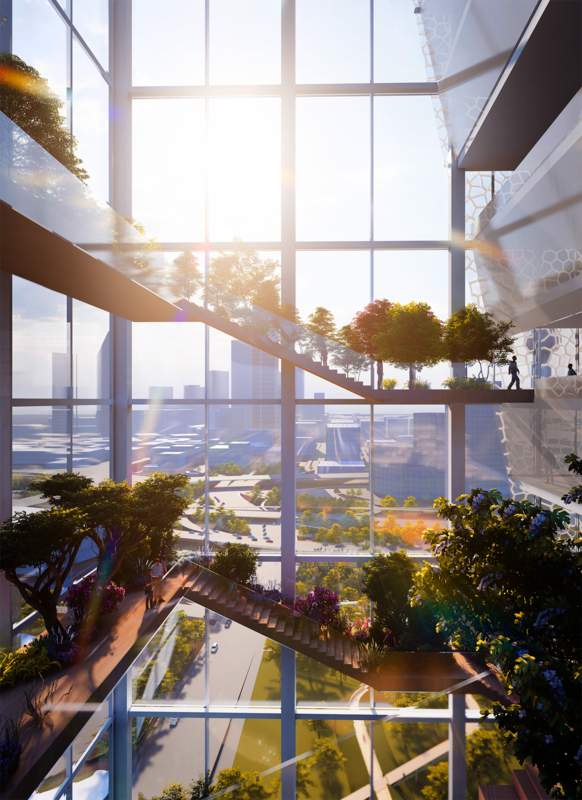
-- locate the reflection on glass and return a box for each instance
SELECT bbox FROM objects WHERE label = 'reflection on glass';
[30,755,66,797]
[12,407,71,505]
[13,277,69,398]
[295,716,368,796]
[210,0,281,85]
[72,300,111,399]
[209,98,281,242]
[132,0,205,86]
[13,0,68,106]
[296,0,370,83]
[73,0,109,69]
[72,699,110,769]
[374,96,448,241]
[132,321,206,399]
[132,99,205,242]
[71,730,109,799]
[73,406,110,483]
[297,97,370,241]
[72,37,110,202]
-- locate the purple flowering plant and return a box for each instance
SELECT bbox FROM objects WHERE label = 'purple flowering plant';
[0,713,23,789]
[294,586,341,628]
[64,574,125,625]
[413,487,581,799]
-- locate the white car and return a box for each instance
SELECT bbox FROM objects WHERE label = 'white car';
[211,642,218,653]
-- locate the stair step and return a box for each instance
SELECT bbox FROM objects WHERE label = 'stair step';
[334,634,344,661]
[190,571,210,593]
[275,616,287,633]
[267,615,278,629]
[283,618,296,637]
[292,618,305,641]
[318,632,328,653]
[211,585,228,604]
[513,769,549,800]
[259,605,271,625]
[343,636,352,666]
[209,582,226,601]
[241,598,256,617]
[301,621,312,645]
[326,631,335,658]
[250,602,264,622]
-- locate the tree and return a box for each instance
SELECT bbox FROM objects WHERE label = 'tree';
[362,552,446,649]
[373,302,444,389]
[271,760,316,799]
[214,767,272,800]
[305,307,336,364]
[0,52,89,182]
[380,495,398,508]
[265,486,281,507]
[211,543,258,585]
[423,728,513,800]
[29,472,190,580]
[443,304,515,379]
[0,507,88,639]
[169,251,203,301]
[202,241,281,318]
[137,773,215,800]
[415,489,581,799]
[403,496,419,508]
[310,738,347,793]
[562,452,582,505]
[350,299,393,388]
[331,325,371,379]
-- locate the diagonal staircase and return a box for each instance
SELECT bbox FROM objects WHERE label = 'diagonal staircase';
[180,563,510,703]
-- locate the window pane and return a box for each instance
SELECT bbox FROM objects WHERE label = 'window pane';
[132,0,205,86]
[13,0,68,106]
[296,406,371,554]
[73,0,109,70]
[73,37,110,201]
[374,0,428,82]
[72,300,110,399]
[13,406,71,497]
[374,96,448,240]
[297,251,371,327]
[13,277,69,398]
[131,407,205,481]
[73,406,110,482]
[297,97,370,241]
[133,99,205,242]
[210,0,281,85]
[296,0,370,83]
[209,98,281,241]
[132,322,206,398]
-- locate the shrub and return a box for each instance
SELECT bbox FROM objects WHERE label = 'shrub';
[404,379,431,389]
[64,574,125,625]
[0,712,23,790]
[381,378,398,390]
[295,586,341,628]
[211,543,258,585]
[0,641,60,688]
[442,376,492,390]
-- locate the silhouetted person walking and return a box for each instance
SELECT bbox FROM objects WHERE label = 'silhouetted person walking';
[144,568,154,610]
[567,363,577,376]
[508,356,520,389]
[542,447,557,485]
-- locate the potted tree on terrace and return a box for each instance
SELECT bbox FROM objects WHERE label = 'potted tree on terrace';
[372,302,444,389]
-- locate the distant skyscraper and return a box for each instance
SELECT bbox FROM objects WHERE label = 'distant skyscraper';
[183,384,204,426]
[326,422,361,462]
[52,352,70,434]
[231,341,279,432]
[208,371,229,432]
[149,387,174,400]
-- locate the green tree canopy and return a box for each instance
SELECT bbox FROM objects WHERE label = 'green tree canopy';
[29,472,189,579]
[332,325,371,378]
[373,302,444,389]
[202,241,281,317]
[415,489,581,799]
[380,495,398,508]
[211,542,258,585]
[0,52,89,182]
[443,304,515,379]
[0,507,88,638]
[170,251,203,301]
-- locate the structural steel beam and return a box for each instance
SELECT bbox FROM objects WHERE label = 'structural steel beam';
[458,0,582,170]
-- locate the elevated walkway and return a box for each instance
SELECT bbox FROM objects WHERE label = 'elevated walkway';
[181,564,510,704]
[0,110,533,405]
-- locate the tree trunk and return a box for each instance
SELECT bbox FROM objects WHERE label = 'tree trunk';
[377,361,384,390]
[409,364,415,389]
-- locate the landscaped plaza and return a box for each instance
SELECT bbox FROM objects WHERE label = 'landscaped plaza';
[1,1,581,798]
